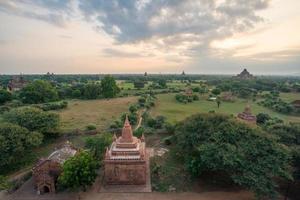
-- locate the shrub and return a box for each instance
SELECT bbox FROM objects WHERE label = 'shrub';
[58,151,98,191]
[174,114,291,198]
[134,127,144,137]
[0,123,43,172]
[256,113,271,125]
[0,89,12,105]
[86,124,97,131]
[3,107,60,137]
[19,80,58,104]
[85,133,112,160]
[36,101,68,111]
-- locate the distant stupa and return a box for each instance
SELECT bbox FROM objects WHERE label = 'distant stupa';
[181,71,186,76]
[236,68,254,79]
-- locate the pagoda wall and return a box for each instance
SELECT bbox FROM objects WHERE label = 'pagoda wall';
[104,160,146,185]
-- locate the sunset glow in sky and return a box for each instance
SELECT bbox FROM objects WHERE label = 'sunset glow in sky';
[0,0,299,75]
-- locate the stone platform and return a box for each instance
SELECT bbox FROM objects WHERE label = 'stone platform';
[99,149,151,193]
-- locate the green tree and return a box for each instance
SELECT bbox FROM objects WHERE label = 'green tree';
[19,80,58,104]
[101,75,120,98]
[256,113,271,125]
[174,114,291,198]
[85,133,112,160]
[3,107,60,137]
[133,80,145,89]
[0,122,43,171]
[83,83,101,99]
[0,89,12,105]
[211,88,221,96]
[58,151,98,190]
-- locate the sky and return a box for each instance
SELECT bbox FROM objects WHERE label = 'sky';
[0,0,299,75]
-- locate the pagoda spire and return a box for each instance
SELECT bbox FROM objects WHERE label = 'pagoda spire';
[121,115,133,142]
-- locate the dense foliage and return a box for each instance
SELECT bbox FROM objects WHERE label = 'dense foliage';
[58,151,98,190]
[0,89,12,105]
[19,80,58,104]
[100,75,120,98]
[0,123,43,173]
[175,93,199,103]
[3,107,60,137]
[258,92,293,114]
[83,83,101,99]
[174,114,291,198]
[34,101,68,111]
[85,133,112,160]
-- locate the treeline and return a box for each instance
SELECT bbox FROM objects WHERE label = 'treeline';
[0,75,120,108]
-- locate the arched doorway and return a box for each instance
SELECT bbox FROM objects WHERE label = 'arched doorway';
[42,185,50,193]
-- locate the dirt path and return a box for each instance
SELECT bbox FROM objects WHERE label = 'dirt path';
[80,191,255,200]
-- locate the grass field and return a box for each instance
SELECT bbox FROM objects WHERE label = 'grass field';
[56,96,137,132]
[280,92,300,102]
[150,93,300,124]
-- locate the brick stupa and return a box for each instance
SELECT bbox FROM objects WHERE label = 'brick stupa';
[237,104,257,123]
[104,116,146,185]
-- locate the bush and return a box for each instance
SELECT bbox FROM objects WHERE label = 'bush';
[86,124,97,131]
[192,94,199,101]
[3,107,60,137]
[133,127,144,137]
[0,123,43,172]
[256,113,271,125]
[121,112,138,125]
[58,151,98,191]
[85,133,112,160]
[147,116,165,129]
[36,101,68,111]
[211,88,221,96]
[164,122,175,134]
[0,89,12,105]
[19,80,58,104]
[174,114,291,198]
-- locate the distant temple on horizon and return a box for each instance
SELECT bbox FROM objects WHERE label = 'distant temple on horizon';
[7,75,28,92]
[104,116,147,185]
[235,68,255,80]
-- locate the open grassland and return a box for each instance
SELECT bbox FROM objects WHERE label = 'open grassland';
[56,96,137,132]
[280,92,300,102]
[150,93,300,124]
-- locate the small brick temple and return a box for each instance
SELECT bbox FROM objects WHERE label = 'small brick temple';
[237,104,257,123]
[104,116,147,185]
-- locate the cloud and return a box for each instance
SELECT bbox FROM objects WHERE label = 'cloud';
[102,48,150,58]
[78,0,270,46]
[0,1,71,27]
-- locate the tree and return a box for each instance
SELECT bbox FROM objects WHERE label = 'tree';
[19,80,58,104]
[256,113,271,125]
[216,98,221,108]
[83,83,101,99]
[0,89,12,105]
[85,133,112,160]
[58,151,98,190]
[157,79,167,88]
[211,88,221,96]
[133,80,145,89]
[101,75,120,98]
[174,114,291,198]
[0,122,43,171]
[3,107,60,137]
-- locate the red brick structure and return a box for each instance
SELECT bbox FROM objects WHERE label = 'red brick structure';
[104,116,147,185]
[32,142,77,194]
[291,100,300,108]
[7,75,28,92]
[237,104,257,123]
